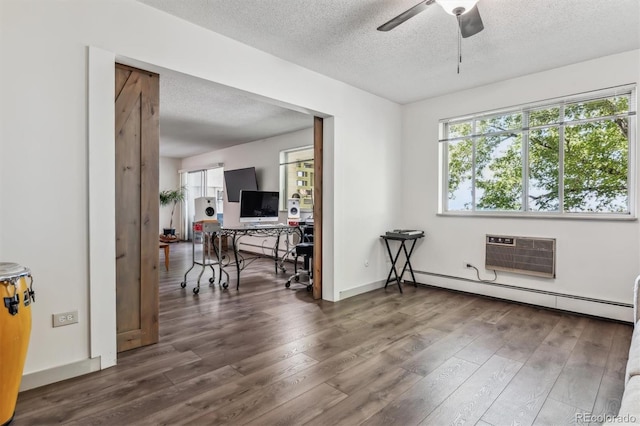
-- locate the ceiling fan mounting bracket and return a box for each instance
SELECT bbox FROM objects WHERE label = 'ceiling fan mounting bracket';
[377,0,484,40]
[452,7,466,16]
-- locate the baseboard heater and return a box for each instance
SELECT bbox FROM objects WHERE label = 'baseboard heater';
[486,235,556,278]
[412,270,632,309]
[237,242,295,259]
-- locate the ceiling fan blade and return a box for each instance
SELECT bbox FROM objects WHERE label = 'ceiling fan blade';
[377,0,436,32]
[458,4,484,38]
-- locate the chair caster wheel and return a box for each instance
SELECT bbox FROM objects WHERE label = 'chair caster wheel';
[193,287,199,295]
[222,283,228,289]
[180,282,186,288]
[285,281,291,288]
[306,285,312,292]
[209,277,215,284]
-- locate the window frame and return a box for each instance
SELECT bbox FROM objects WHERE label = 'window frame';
[439,85,637,219]
[279,145,314,212]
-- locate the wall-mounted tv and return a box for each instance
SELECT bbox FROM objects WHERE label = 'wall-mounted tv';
[224,167,258,202]
[239,190,280,223]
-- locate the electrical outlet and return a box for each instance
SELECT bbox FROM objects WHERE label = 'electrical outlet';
[52,310,78,327]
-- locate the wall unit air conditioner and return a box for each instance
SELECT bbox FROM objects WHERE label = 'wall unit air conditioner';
[485,235,556,278]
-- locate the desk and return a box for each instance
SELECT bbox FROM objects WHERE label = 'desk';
[380,232,424,293]
[219,224,301,289]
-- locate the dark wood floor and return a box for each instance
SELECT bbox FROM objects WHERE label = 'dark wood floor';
[14,243,632,425]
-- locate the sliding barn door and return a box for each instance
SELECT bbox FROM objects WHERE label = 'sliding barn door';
[114,63,159,352]
[313,117,323,300]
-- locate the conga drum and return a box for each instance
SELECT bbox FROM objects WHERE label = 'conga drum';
[0,263,35,425]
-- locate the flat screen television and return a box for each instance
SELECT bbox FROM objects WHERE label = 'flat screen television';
[224,167,258,202]
[239,190,280,223]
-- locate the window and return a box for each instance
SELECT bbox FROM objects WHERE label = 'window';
[181,166,224,241]
[279,146,314,211]
[441,86,636,217]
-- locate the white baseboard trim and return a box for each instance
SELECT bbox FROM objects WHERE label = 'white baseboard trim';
[339,280,386,300]
[20,357,102,392]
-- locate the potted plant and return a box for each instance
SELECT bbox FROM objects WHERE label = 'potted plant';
[159,186,186,237]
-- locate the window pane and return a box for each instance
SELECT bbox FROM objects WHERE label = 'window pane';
[565,96,629,122]
[475,134,523,211]
[448,121,472,139]
[563,119,629,212]
[477,113,522,134]
[442,88,633,216]
[530,107,560,127]
[447,139,473,211]
[281,147,314,210]
[528,128,559,211]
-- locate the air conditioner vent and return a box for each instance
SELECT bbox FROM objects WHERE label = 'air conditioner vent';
[485,235,556,278]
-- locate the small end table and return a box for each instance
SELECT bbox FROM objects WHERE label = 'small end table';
[380,231,424,293]
[159,242,170,271]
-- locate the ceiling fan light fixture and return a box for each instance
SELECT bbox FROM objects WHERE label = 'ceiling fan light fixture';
[436,0,479,16]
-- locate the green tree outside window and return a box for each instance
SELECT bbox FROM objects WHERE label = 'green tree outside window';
[444,91,632,215]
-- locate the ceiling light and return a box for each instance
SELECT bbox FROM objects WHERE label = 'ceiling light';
[436,0,480,16]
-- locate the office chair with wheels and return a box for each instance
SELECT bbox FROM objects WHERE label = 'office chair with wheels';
[285,224,313,291]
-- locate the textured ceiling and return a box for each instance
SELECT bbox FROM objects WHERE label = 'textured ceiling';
[158,69,313,158]
[138,0,640,158]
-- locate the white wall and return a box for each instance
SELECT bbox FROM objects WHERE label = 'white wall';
[159,157,182,234]
[402,50,640,321]
[0,0,402,383]
[0,0,4,261]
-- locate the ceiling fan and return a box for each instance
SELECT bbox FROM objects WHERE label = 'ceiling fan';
[377,0,484,38]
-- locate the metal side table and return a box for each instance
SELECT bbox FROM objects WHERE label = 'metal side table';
[380,231,424,293]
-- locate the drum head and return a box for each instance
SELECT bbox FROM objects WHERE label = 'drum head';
[0,262,30,281]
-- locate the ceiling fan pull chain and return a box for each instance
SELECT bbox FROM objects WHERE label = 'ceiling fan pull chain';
[457,14,462,74]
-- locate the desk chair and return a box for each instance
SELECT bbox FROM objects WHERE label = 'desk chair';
[285,224,313,291]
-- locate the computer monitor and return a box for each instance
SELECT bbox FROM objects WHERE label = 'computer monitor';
[239,190,280,223]
[224,167,258,202]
